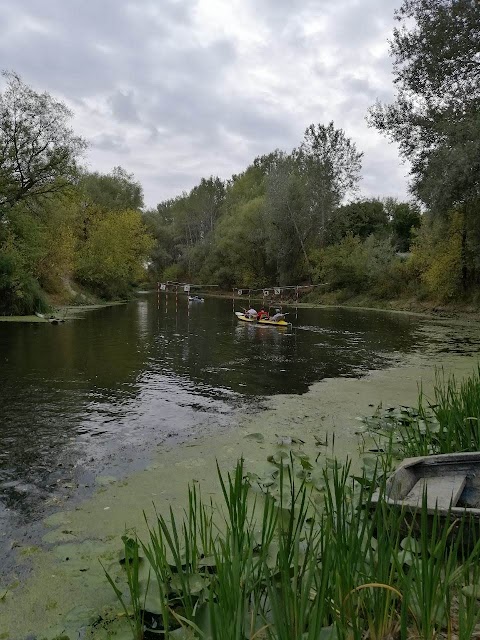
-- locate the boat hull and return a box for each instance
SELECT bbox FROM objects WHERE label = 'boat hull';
[372,452,480,541]
[235,312,257,323]
[257,318,291,327]
[235,312,291,327]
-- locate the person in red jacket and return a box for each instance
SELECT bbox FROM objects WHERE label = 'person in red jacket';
[257,308,269,320]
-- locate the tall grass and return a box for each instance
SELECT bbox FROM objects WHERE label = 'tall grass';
[362,366,480,458]
[106,454,480,639]
[104,368,480,638]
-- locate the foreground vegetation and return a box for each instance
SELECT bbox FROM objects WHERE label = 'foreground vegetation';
[96,368,480,639]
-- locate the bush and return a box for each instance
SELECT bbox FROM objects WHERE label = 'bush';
[0,236,49,315]
[410,211,463,301]
[311,235,369,293]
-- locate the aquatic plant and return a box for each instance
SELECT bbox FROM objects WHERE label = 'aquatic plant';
[104,447,480,639]
[360,366,480,458]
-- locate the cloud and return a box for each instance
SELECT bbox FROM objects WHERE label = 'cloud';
[0,0,408,206]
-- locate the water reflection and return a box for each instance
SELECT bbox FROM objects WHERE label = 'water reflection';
[0,296,426,529]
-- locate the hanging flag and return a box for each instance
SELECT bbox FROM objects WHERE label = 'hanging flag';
[274,288,281,295]
[237,289,243,295]
[263,290,269,297]
[160,283,166,291]
[184,284,191,292]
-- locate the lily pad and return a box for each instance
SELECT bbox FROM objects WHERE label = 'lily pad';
[244,433,265,443]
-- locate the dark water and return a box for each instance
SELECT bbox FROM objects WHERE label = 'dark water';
[0,295,426,541]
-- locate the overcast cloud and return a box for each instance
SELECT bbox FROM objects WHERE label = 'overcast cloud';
[0,0,410,207]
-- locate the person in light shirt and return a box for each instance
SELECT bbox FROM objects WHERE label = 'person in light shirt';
[271,309,285,322]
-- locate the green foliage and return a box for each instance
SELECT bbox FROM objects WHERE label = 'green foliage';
[79,167,144,212]
[0,231,49,314]
[0,71,86,218]
[368,0,480,213]
[199,196,268,288]
[410,210,464,300]
[75,209,154,298]
[362,367,480,457]
[312,235,369,293]
[326,199,388,245]
[384,198,422,252]
[106,442,480,640]
[299,122,363,206]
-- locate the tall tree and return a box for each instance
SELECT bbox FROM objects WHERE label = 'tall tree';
[384,198,421,252]
[79,166,144,212]
[326,199,388,245]
[368,0,480,211]
[0,72,86,218]
[264,123,363,282]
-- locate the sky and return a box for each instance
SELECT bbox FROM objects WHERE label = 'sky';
[0,0,411,208]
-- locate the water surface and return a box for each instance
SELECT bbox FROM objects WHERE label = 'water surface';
[0,295,431,539]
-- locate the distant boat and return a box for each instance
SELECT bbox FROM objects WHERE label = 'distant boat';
[188,295,204,303]
[372,452,480,528]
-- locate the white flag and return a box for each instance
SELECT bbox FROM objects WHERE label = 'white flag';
[274,288,281,295]
[184,284,191,292]
[237,289,243,295]
[263,290,269,297]
[160,283,166,291]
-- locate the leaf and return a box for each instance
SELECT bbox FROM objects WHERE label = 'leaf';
[170,573,208,595]
[198,555,216,569]
[397,550,416,567]
[170,627,196,639]
[140,580,165,615]
[244,432,265,443]
[400,536,422,554]
[462,584,480,599]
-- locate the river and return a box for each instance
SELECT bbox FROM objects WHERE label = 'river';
[0,296,424,533]
[1,295,480,638]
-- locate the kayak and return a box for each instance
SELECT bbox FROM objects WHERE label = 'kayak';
[258,317,291,327]
[235,312,257,323]
[235,312,292,327]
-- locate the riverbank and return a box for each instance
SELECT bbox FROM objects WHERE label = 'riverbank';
[201,288,480,322]
[0,301,127,323]
[1,336,479,638]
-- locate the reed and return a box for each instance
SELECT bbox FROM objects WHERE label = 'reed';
[361,366,480,460]
[106,436,480,638]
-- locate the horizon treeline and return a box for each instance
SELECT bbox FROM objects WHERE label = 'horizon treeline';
[1,0,478,314]
[145,0,480,305]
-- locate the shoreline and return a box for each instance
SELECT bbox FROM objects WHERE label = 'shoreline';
[1,342,479,638]
[1,289,479,325]
[188,289,480,323]
[0,301,127,323]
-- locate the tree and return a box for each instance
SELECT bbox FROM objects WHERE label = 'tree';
[79,166,144,212]
[299,122,363,207]
[263,123,363,282]
[326,199,388,245]
[0,72,86,218]
[75,209,154,298]
[384,198,421,251]
[368,0,480,212]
